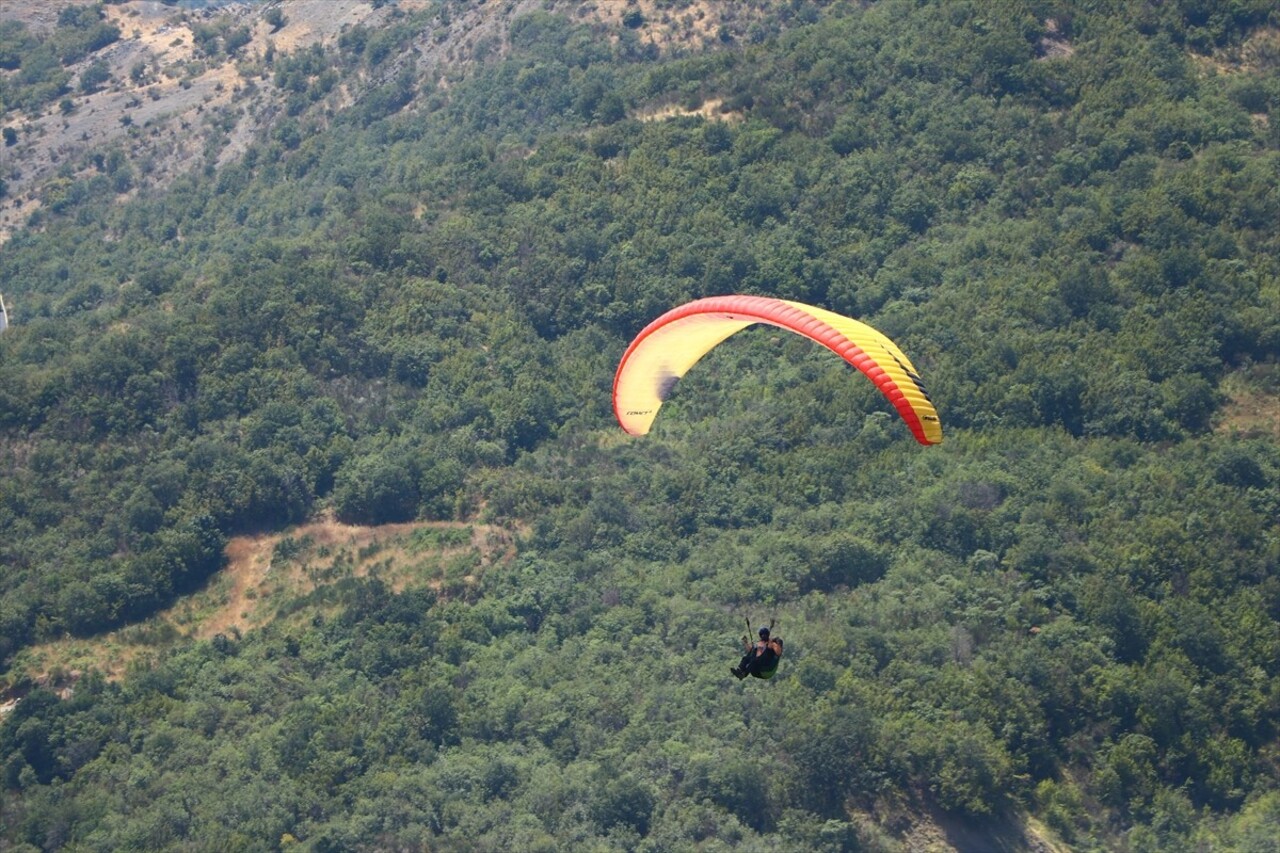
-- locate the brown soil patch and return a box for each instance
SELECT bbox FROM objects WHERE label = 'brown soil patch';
[1037,18,1074,60]
[1217,389,1280,438]
[198,513,516,639]
[887,806,1069,853]
[1215,367,1280,439]
[10,514,520,684]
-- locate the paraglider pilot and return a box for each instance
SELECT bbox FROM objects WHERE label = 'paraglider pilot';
[732,623,783,680]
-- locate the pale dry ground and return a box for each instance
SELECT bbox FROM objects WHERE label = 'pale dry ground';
[1037,18,1074,59]
[1217,373,1280,439]
[636,96,743,123]
[898,810,1068,853]
[8,513,519,685]
[1190,25,1278,130]
[586,0,745,49]
[1191,24,1280,76]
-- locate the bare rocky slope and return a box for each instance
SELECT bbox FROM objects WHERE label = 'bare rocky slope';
[0,0,768,243]
[0,0,531,240]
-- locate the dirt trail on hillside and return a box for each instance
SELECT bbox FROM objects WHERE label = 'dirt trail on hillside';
[199,514,517,640]
[12,515,519,683]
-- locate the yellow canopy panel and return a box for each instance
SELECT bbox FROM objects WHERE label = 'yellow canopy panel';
[612,294,942,445]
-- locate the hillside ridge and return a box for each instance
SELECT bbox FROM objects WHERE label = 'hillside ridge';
[0,0,773,243]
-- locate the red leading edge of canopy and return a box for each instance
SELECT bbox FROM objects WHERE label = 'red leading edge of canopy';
[612,294,934,445]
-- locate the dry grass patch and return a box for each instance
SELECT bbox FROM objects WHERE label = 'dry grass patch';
[1216,371,1280,439]
[636,96,743,123]
[9,514,518,685]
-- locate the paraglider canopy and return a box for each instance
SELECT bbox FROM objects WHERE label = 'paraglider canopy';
[612,295,942,444]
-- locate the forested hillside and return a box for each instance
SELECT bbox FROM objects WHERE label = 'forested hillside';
[2,0,1279,849]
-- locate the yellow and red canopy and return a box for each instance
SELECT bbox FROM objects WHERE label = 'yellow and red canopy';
[612,295,942,445]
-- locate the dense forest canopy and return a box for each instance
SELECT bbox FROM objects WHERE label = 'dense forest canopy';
[2,0,1279,849]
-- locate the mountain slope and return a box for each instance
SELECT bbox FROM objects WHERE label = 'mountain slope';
[1,1,1279,850]
[1,0,780,242]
